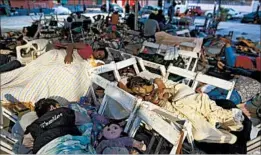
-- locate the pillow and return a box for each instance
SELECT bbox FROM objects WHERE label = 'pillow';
[19,111,38,131]
[172,84,195,102]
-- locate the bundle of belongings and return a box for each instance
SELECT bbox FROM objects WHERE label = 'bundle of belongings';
[235,37,261,55]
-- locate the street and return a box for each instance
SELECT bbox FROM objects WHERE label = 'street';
[1,14,260,42]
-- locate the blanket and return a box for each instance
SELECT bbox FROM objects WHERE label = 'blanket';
[36,134,96,154]
[1,49,94,106]
[158,83,244,144]
[155,31,203,53]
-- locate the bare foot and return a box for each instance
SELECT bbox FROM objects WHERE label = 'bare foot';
[133,140,146,151]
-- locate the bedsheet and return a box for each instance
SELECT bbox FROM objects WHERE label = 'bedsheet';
[158,83,244,144]
[1,49,94,106]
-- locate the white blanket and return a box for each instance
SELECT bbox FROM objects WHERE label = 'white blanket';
[1,49,93,106]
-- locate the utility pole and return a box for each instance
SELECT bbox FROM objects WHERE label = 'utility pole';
[218,0,221,12]
[213,0,217,19]
[134,0,138,30]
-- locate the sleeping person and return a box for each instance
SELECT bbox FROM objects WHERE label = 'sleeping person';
[52,42,108,66]
[0,43,105,104]
[118,76,244,145]
[22,98,93,154]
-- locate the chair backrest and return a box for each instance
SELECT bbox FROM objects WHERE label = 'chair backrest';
[0,106,18,154]
[16,43,37,65]
[139,41,160,54]
[166,64,197,84]
[176,29,191,37]
[120,52,166,77]
[128,101,185,154]
[193,72,235,99]
[82,19,92,31]
[71,21,83,29]
[115,57,140,81]
[247,136,261,154]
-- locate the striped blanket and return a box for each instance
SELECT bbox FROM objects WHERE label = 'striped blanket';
[1,49,94,106]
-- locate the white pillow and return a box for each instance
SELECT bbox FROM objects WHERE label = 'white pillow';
[19,112,38,131]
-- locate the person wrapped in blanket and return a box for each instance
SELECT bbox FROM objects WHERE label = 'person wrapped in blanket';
[118,76,246,145]
[17,98,146,154]
[203,63,261,127]
[204,42,261,126]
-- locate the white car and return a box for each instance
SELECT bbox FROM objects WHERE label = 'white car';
[53,5,72,15]
[204,8,243,20]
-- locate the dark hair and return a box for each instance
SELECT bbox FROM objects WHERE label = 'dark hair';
[34,98,59,117]
[126,76,152,90]
[95,47,108,60]
[149,13,156,19]
[158,9,163,14]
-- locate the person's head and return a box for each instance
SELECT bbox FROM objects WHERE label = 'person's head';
[158,9,163,15]
[76,12,81,18]
[149,13,156,20]
[126,76,154,96]
[34,98,60,117]
[93,48,108,60]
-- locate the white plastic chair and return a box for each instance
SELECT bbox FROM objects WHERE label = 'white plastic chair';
[128,101,188,154]
[192,72,236,99]
[176,29,191,37]
[165,64,197,85]
[138,41,160,54]
[157,43,201,72]
[120,52,166,78]
[0,106,18,154]
[16,39,50,65]
[247,135,261,154]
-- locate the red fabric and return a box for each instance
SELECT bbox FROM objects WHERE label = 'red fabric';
[77,45,93,60]
[235,56,255,70]
[256,57,261,71]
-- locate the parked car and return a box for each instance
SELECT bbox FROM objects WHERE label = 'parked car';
[188,6,203,16]
[53,5,71,15]
[100,3,123,13]
[0,4,8,15]
[204,8,243,20]
[241,11,261,24]
[139,5,160,16]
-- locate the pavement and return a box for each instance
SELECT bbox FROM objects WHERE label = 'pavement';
[1,14,260,42]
